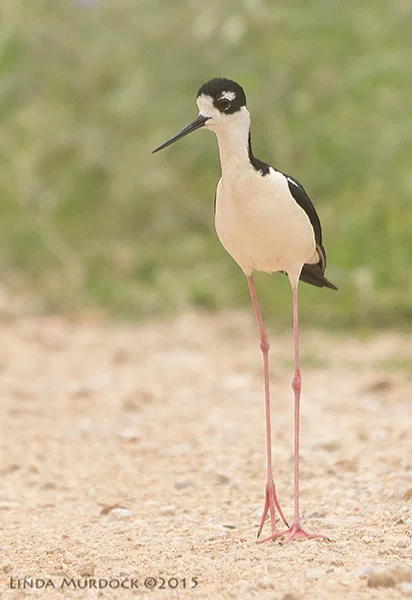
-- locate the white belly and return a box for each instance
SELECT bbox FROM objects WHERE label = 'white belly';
[214,168,316,277]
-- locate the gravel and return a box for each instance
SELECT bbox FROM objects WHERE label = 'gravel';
[1,311,411,599]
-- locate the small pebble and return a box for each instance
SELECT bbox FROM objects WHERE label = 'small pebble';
[367,572,395,588]
[404,488,412,501]
[117,428,140,441]
[258,576,273,589]
[0,501,21,509]
[1,563,12,574]
[398,582,412,597]
[112,348,130,365]
[320,441,340,452]
[216,472,230,484]
[361,535,373,544]
[357,566,373,576]
[259,575,274,590]
[390,565,412,584]
[175,478,194,490]
[43,480,58,489]
[100,503,124,516]
[283,594,301,600]
[307,568,326,580]
[132,519,148,527]
[79,562,95,577]
[122,398,139,412]
[237,579,252,593]
[1,464,20,475]
[364,379,392,393]
[107,508,133,520]
[396,539,410,549]
[159,505,177,516]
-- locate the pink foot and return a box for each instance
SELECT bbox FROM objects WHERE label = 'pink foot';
[258,521,330,544]
[256,479,288,538]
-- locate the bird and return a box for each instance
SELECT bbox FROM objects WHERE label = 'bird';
[152,77,337,544]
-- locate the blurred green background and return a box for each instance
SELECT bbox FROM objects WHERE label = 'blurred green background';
[1,0,411,327]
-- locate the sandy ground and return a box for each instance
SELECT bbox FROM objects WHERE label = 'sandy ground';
[0,310,411,599]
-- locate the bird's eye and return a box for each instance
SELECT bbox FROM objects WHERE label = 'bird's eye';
[218,98,231,111]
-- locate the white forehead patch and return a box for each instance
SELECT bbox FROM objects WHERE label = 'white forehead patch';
[220,91,236,101]
[196,94,215,115]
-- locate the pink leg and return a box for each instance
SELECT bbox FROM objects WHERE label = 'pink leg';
[258,283,330,544]
[247,276,288,538]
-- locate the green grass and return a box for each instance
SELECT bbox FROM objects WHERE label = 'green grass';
[0,0,412,326]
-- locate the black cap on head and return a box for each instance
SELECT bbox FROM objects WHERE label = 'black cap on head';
[197,78,247,114]
[152,78,247,154]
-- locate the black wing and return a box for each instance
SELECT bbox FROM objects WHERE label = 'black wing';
[284,173,322,246]
[282,172,337,291]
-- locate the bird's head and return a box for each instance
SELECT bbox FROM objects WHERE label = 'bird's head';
[152,78,249,153]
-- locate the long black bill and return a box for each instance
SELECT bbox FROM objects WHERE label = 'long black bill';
[151,114,209,154]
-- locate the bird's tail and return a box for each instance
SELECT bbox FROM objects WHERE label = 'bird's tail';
[299,263,337,290]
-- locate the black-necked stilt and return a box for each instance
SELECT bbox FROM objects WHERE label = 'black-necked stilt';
[152,78,337,544]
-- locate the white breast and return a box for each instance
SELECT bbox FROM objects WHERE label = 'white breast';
[214,168,316,277]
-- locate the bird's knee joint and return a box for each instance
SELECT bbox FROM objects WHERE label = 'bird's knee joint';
[260,337,270,353]
[291,371,301,394]
[265,477,275,494]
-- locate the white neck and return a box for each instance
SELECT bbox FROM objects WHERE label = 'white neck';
[211,108,252,178]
